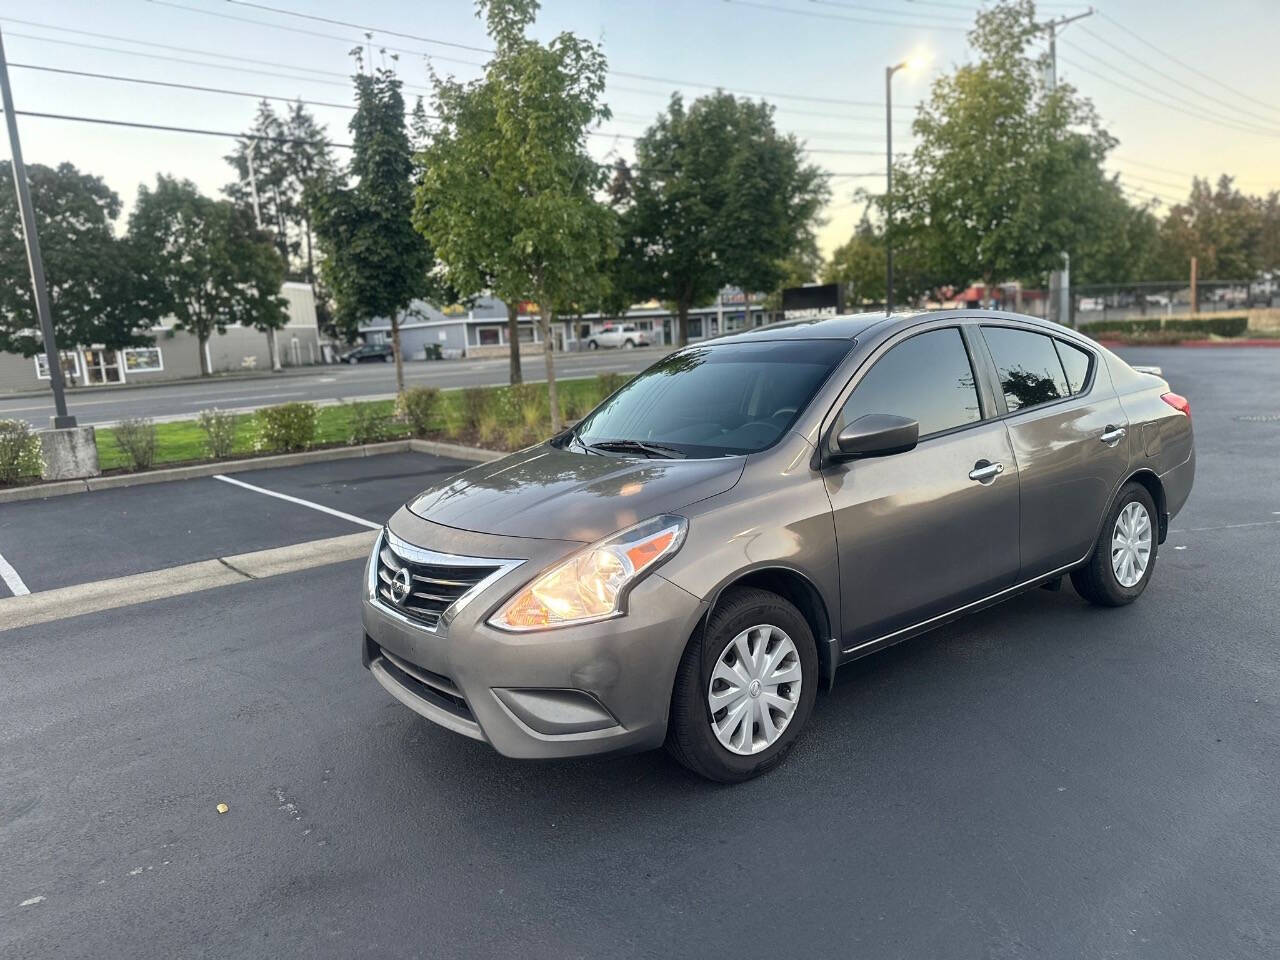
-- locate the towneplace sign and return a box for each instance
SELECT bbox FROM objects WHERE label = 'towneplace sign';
[781,283,846,320]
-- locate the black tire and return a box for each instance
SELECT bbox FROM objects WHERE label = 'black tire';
[383,353,394,363]
[1071,481,1159,607]
[622,339,635,349]
[588,340,599,350]
[666,587,818,783]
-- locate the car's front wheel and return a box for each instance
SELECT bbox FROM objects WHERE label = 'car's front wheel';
[666,586,818,782]
[1071,481,1158,606]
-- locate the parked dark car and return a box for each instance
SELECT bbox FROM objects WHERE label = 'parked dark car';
[361,311,1195,781]
[340,343,394,364]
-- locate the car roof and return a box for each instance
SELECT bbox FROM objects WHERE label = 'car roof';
[712,309,1079,345]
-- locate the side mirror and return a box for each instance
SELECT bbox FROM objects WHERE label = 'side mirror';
[831,414,919,461]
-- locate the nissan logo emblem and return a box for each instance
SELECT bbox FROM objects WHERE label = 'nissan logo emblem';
[389,567,412,605]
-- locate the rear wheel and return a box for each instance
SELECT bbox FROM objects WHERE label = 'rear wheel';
[622,339,635,349]
[666,587,817,782]
[383,353,394,363]
[1071,481,1158,606]
[588,340,599,350]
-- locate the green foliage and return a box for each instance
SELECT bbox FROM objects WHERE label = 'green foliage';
[0,419,43,484]
[129,176,287,375]
[0,162,156,357]
[461,387,491,430]
[111,418,158,471]
[1152,176,1271,280]
[616,92,828,344]
[595,371,628,398]
[825,214,889,304]
[311,60,436,390]
[1089,315,1248,338]
[395,387,442,438]
[416,0,617,425]
[346,400,391,444]
[886,0,1123,293]
[255,402,318,452]
[196,409,238,459]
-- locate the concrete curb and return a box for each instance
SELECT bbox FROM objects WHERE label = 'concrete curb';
[0,437,503,504]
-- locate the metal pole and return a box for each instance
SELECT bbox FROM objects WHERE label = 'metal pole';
[0,26,75,428]
[885,64,895,316]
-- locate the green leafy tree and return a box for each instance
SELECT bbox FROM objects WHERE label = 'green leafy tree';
[416,0,616,428]
[887,0,1124,294]
[1153,175,1266,281]
[617,92,828,346]
[129,176,287,376]
[824,215,886,306]
[0,161,154,358]
[311,54,434,392]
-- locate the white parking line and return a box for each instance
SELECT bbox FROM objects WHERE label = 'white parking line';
[212,474,381,530]
[0,550,30,596]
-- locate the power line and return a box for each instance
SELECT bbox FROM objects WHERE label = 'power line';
[720,0,966,32]
[1061,40,1280,136]
[806,0,969,24]
[204,0,921,111]
[1095,10,1280,120]
[1058,55,1280,140]
[1112,156,1275,190]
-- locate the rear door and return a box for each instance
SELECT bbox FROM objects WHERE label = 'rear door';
[822,324,1021,651]
[976,324,1131,577]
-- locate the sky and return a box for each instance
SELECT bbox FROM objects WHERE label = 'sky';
[1,0,1278,259]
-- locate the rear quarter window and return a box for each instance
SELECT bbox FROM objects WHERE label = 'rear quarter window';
[982,327,1070,412]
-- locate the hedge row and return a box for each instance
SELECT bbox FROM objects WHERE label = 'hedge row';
[1087,314,1248,338]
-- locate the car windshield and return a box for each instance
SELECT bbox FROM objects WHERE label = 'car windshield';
[572,339,853,458]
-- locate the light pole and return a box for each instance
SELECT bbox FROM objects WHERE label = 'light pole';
[884,56,925,315]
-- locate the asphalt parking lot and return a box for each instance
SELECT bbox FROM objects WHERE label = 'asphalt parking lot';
[2,346,1278,959]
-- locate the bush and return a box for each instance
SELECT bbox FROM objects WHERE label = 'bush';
[395,387,441,438]
[348,400,391,444]
[461,387,491,430]
[1088,314,1248,339]
[255,402,317,452]
[196,408,238,459]
[113,417,157,471]
[596,371,628,398]
[0,419,43,484]
[476,411,500,445]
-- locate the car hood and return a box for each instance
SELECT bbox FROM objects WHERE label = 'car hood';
[407,444,745,542]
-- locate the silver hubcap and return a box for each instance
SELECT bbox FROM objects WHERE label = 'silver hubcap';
[708,624,802,756]
[1111,501,1153,588]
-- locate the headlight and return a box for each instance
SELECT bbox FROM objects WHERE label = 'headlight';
[489,515,688,631]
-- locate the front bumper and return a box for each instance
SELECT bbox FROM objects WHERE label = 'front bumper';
[361,510,707,759]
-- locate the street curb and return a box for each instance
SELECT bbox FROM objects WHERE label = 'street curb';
[0,438,501,504]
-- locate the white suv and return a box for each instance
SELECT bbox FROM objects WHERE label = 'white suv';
[586,323,649,350]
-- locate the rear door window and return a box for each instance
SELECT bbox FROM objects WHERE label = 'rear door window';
[841,328,982,438]
[982,327,1071,412]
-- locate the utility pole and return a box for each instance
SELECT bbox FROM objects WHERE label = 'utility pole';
[243,139,282,371]
[0,26,76,428]
[1041,7,1093,327]
[885,63,895,315]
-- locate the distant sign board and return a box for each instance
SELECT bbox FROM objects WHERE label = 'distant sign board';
[781,283,844,320]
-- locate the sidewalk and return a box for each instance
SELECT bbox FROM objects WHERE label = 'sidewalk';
[0,363,329,400]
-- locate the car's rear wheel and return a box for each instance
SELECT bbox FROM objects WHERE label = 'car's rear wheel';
[588,340,599,350]
[1071,481,1158,606]
[622,339,635,349]
[383,353,393,363]
[666,586,817,782]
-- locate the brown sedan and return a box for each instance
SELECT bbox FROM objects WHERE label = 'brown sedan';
[362,311,1195,781]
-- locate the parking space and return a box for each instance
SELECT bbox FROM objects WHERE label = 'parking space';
[0,452,468,595]
[1,346,1278,958]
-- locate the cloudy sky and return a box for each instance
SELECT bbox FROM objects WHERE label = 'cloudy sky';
[2,0,1277,259]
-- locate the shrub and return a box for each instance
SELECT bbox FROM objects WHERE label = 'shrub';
[503,423,533,449]
[461,387,490,430]
[113,417,157,471]
[1088,314,1248,339]
[196,408,238,459]
[0,419,43,484]
[596,371,628,399]
[395,387,441,438]
[256,402,317,452]
[476,411,500,445]
[348,400,391,444]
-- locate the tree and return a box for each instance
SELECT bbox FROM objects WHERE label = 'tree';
[416,0,616,427]
[0,161,154,358]
[311,53,434,393]
[617,91,828,346]
[886,0,1124,294]
[129,176,287,376]
[824,215,887,306]
[1153,175,1266,281]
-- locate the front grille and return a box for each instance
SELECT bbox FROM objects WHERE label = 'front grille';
[376,645,474,722]
[375,538,500,629]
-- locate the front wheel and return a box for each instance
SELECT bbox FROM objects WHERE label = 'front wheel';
[383,354,394,363]
[666,587,818,782]
[1071,481,1158,606]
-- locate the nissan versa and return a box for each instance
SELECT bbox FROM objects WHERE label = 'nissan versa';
[361,311,1195,781]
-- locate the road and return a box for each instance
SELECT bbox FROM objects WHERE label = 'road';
[1,346,1278,959]
[0,347,669,427]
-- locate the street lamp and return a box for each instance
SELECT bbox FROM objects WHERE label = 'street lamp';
[884,54,928,315]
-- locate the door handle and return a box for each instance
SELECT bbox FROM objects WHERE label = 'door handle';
[1100,425,1127,444]
[968,461,1004,483]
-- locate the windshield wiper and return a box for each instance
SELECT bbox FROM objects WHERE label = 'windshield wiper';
[583,438,686,459]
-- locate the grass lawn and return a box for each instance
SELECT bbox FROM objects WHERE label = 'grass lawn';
[92,375,625,473]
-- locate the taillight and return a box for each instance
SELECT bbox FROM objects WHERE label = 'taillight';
[1161,392,1190,419]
